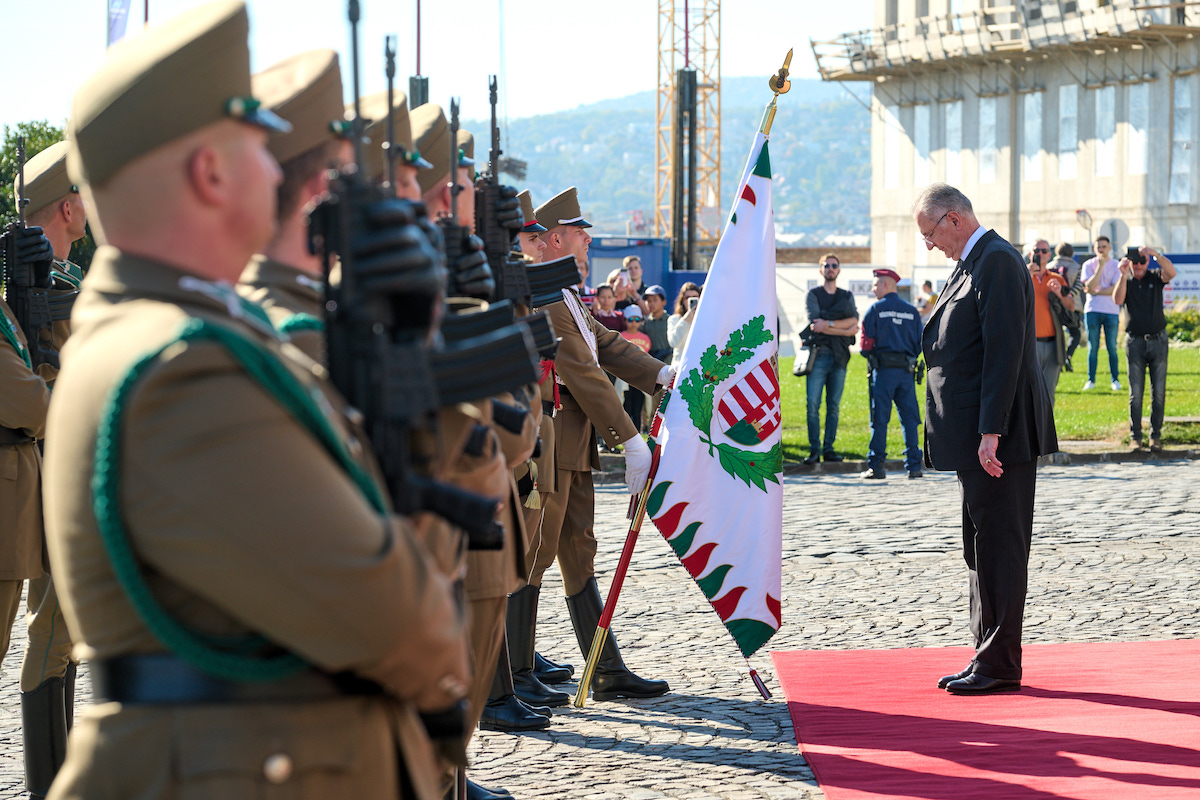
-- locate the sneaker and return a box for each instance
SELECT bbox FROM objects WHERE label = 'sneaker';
[1082,380,1095,390]
[859,467,885,480]
[1064,356,1073,373]
[1130,439,1144,452]
[1150,437,1163,453]
[1111,380,1121,391]
[803,452,821,465]
[823,452,844,463]
[907,470,924,479]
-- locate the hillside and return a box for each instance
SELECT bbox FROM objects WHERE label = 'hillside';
[466,77,871,241]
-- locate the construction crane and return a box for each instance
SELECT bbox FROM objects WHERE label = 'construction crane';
[655,0,721,271]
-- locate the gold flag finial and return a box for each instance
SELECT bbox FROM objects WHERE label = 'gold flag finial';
[760,49,793,134]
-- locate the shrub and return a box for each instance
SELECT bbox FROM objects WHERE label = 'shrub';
[1166,309,1200,343]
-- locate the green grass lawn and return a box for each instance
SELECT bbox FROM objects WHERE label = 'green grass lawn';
[778,345,1200,463]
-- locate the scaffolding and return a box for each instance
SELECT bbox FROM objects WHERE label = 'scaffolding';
[655,0,721,267]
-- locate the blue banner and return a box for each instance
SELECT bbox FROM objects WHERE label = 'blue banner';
[108,0,133,47]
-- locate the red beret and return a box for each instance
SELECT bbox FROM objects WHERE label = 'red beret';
[873,269,901,282]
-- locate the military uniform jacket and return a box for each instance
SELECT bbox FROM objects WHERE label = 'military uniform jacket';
[0,299,52,581]
[546,291,663,472]
[922,230,1058,471]
[237,254,325,363]
[44,247,469,800]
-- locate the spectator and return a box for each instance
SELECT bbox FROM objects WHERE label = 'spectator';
[1081,236,1122,391]
[1113,247,1177,452]
[591,283,626,332]
[667,282,702,365]
[619,305,653,431]
[642,285,672,362]
[803,253,859,464]
[1048,242,1084,371]
[615,256,649,315]
[1028,238,1074,406]
[917,279,939,326]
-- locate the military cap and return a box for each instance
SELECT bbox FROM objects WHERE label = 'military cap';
[411,103,475,196]
[18,142,76,217]
[67,0,289,188]
[457,130,475,162]
[252,49,343,166]
[535,186,592,230]
[517,189,546,233]
[354,89,433,183]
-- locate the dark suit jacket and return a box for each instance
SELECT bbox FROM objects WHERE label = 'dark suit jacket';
[922,229,1057,471]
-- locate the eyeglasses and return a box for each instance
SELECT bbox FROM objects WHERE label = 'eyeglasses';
[921,212,950,243]
[1034,248,1050,254]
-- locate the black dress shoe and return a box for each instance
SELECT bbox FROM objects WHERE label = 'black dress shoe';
[936,666,973,689]
[907,470,924,479]
[945,673,1021,695]
[466,778,515,800]
[803,452,821,465]
[478,694,551,731]
[513,671,570,707]
[823,451,844,462]
[859,467,885,480]
[534,652,574,684]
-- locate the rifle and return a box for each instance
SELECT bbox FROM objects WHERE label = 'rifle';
[0,137,58,370]
[314,0,539,551]
[474,76,530,305]
[527,254,583,308]
[436,99,467,287]
[382,35,397,191]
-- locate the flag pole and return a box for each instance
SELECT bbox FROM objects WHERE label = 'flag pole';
[572,389,669,709]
[759,49,794,135]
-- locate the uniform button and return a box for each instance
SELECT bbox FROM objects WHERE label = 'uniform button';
[262,753,293,784]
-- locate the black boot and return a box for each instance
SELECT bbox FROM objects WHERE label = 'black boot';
[64,661,77,731]
[465,778,515,800]
[507,586,569,708]
[533,651,573,684]
[478,634,550,732]
[566,577,669,701]
[22,676,69,799]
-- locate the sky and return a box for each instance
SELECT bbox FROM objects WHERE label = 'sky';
[3,0,875,132]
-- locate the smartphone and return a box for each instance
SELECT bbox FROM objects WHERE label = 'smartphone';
[688,296,699,309]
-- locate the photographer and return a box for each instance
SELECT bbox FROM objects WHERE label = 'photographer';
[1028,238,1074,406]
[667,282,702,365]
[1113,246,1176,453]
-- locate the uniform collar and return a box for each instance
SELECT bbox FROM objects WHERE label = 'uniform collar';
[239,254,325,302]
[85,246,279,338]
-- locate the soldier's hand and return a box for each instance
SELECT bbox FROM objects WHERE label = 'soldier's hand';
[350,199,445,299]
[623,434,653,496]
[495,184,524,235]
[449,234,494,299]
[657,363,677,388]
[15,227,54,288]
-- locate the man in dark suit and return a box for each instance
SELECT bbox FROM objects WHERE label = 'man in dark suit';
[913,184,1057,696]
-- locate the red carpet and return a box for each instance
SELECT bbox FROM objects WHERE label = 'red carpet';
[772,641,1200,799]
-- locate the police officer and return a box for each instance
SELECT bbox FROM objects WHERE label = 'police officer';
[859,268,923,480]
[46,4,470,798]
[12,140,86,799]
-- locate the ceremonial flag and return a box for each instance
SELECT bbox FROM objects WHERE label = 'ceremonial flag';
[107,0,134,46]
[647,131,782,658]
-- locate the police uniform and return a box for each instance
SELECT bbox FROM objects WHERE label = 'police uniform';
[47,4,469,798]
[13,138,85,800]
[529,187,669,700]
[860,269,923,478]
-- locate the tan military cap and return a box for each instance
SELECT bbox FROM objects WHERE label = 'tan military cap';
[253,49,343,166]
[411,103,475,195]
[457,130,475,162]
[353,89,433,183]
[518,189,546,233]
[535,186,592,229]
[18,142,76,217]
[68,0,289,188]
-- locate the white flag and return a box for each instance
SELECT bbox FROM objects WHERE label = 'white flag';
[647,132,782,658]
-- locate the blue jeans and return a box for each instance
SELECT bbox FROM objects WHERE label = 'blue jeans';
[868,367,923,472]
[1126,333,1168,440]
[806,348,846,454]
[1085,311,1119,383]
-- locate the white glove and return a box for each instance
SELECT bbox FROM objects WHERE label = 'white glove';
[623,434,653,496]
[657,364,677,388]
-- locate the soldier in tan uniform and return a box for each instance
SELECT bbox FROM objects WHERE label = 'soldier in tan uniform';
[236,49,349,363]
[12,140,87,799]
[356,89,430,201]
[44,4,470,798]
[529,186,675,700]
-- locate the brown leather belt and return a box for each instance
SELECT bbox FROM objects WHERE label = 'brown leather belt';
[0,427,34,446]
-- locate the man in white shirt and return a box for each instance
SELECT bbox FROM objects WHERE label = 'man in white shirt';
[1080,236,1122,391]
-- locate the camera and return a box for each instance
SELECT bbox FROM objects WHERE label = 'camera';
[688,296,699,309]
[1126,246,1146,265]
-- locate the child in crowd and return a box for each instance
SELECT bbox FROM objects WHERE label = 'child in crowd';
[591,283,626,332]
[619,305,652,431]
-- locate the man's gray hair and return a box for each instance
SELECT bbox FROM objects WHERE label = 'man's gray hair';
[912,183,974,218]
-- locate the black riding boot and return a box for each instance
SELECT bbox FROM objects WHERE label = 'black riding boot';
[22,676,69,799]
[507,586,569,707]
[533,651,573,684]
[478,633,551,732]
[566,577,669,701]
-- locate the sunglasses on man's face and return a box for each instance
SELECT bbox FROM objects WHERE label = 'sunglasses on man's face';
[1034,248,1050,254]
[627,317,643,323]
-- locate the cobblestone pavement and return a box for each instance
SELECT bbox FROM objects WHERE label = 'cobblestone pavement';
[0,460,1197,798]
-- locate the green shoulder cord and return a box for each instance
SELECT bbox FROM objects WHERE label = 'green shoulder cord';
[277,312,324,336]
[92,317,388,682]
[0,316,32,369]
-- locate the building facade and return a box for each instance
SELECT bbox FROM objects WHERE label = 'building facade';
[813,0,1200,277]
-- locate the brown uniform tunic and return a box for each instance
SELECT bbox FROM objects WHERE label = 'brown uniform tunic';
[44,247,469,800]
